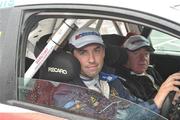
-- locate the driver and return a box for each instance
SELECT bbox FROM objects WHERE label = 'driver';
[115,34,180,113]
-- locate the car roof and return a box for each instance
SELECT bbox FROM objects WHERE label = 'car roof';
[2,0,179,22]
[11,0,179,24]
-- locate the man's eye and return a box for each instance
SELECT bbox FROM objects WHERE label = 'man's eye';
[95,48,101,53]
[133,51,139,55]
[79,50,86,55]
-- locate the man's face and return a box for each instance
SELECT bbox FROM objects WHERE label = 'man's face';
[73,43,105,78]
[126,48,150,74]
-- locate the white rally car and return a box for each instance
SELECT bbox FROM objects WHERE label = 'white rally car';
[0,0,180,120]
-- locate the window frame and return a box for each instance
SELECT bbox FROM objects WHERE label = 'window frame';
[14,4,180,119]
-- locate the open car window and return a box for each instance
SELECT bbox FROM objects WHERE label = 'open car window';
[22,16,174,119]
[150,30,180,55]
[19,78,167,120]
[21,16,170,120]
[15,5,180,119]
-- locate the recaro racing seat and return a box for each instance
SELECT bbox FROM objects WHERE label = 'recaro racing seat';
[38,51,81,84]
[34,34,81,84]
[103,44,128,73]
[101,34,128,73]
[102,34,126,46]
[26,34,82,106]
[100,34,128,73]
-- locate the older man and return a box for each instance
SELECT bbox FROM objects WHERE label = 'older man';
[116,35,180,110]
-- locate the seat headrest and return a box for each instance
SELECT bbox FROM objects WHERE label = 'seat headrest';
[102,34,126,46]
[104,45,128,68]
[39,51,81,83]
[34,34,81,84]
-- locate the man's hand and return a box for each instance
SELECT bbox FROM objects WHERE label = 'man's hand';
[153,72,180,109]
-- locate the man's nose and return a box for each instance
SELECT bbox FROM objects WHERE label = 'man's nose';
[88,53,95,63]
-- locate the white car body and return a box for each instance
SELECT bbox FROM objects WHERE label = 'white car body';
[0,0,180,120]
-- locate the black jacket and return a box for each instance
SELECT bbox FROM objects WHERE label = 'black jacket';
[115,66,163,101]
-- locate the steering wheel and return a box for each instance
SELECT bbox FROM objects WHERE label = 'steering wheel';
[160,91,180,120]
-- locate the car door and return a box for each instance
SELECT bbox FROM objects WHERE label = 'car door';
[1,3,180,120]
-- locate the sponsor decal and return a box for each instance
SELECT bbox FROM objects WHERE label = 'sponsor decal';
[75,31,100,40]
[48,67,67,74]
[0,0,15,8]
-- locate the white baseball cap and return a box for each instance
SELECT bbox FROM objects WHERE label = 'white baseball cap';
[123,35,155,52]
[69,27,104,49]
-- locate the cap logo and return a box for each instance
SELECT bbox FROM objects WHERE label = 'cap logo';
[75,31,100,40]
[131,39,148,44]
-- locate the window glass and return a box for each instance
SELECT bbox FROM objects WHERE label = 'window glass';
[100,20,118,34]
[19,78,166,120]
[150,30,180,54]
[22,17,167,120]
[0,0,15,8]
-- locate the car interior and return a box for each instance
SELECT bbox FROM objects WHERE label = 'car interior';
[1,2,180,119]
[21,16,180,119]
[25,19,180,82]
